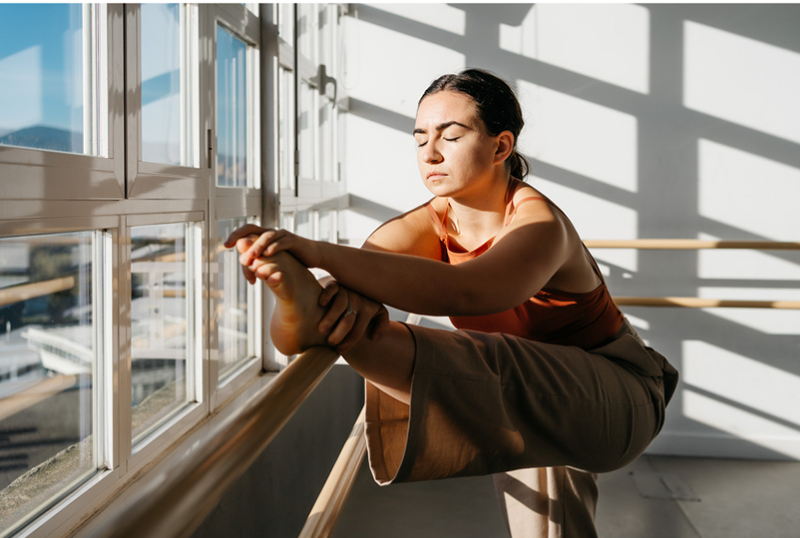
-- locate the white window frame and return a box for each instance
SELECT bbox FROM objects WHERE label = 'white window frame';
[0,212,121,538]
[0,4,125,201]
[121,209,207,467]
[0,4,276,535]
[124,4,207,199]
[279,4,349,242]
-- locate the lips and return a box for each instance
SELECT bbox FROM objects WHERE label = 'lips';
[427,171,447,180]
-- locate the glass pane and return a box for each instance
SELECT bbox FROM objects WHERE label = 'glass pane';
[278,66,294,192]
[319,98,333,182]
[216,218,251,382]
[216,25,249,188]
[0,4,106,156]
[130,223,193,445]
[298,80,315,180]
[296,3,315,63]
[280,212,294,233]
[277,4,294,43]
[141,4,198,167]
[0,232,97,534]
[319,210,333,243]
[296,211,312,239]
[319,5,333,69]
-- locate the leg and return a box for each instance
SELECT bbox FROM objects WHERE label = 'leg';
[494,467,599,538]
[365,324,670,484]
[246,250,416,403]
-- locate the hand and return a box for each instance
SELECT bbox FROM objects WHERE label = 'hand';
[317,278,389,354]
[226,225,323,271]
[225,227,265,284]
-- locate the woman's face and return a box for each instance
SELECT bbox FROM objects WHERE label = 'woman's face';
[414,91,501,199]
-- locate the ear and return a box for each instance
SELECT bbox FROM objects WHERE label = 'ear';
[493,131,515,166]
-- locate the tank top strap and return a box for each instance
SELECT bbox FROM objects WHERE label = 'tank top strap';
[425,201,448,242]
[503,196,547,226]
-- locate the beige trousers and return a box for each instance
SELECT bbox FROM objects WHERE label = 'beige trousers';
[364,321,678,537]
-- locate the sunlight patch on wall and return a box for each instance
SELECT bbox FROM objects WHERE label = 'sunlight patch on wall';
[684,21,800,144]
[517,81,638,193]
[698,139,800,240]
[683,389,800,460]
[500,4,649,94]
[698,234,800,281]
[344,114,427,211]
[684,340,800,427]
[696,302,800,336]
[533,177,638,273]
[369,4,466,36]
[344,18,465,119]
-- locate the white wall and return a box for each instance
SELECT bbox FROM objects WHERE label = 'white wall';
[342,4,800,461]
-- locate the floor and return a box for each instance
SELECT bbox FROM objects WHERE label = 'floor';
[332,454,800,537]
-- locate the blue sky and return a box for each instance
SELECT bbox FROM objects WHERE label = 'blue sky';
[0,4,83,134]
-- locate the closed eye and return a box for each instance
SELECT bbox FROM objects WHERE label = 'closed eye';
[444,137,460,142]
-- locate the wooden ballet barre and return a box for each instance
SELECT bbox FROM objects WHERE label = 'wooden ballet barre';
[0,276,75,308]
[298,406,367,538]
[297,311,422,538]
[584,239,800,250]
[86,346,341,538]
[613,297,800,309]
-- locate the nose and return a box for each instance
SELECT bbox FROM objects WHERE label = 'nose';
[421,140,443,164]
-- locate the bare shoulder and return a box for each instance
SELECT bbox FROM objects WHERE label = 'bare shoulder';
[510,183,602,291]
[362,199,443,259]
[510,183,560,224]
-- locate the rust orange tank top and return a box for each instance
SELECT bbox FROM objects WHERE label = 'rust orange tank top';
[425,186,624,350]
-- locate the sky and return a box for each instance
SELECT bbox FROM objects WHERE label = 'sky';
[0,4,84,135]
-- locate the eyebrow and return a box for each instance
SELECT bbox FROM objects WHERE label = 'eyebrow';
[413,121,471,135]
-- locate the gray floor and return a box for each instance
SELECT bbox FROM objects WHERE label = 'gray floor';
[332,455,800,537]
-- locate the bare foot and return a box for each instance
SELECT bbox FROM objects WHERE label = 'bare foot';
[250,251,329,355]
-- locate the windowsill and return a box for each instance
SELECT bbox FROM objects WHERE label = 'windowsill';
[17,367,281,538]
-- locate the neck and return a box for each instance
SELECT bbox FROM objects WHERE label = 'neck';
[447,174,514,236]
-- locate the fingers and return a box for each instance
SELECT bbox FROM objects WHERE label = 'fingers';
[241,263,256,285]
[327,304,359,349]
[368,306,390,341]
[241,229,293,267]
[318,284,348,334]
[225,224,268,248]
[318,280,339,308]
[335,307,373,354]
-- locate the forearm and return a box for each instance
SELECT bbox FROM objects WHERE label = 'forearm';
[316,242,487,316]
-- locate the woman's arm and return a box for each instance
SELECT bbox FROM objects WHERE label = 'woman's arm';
[231,201,572,317]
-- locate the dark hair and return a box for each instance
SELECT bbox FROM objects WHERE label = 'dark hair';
[419,68,529,180]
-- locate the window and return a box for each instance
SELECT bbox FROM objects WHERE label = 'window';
[0,5,107,157]
[215,218,256,382]
[0,230,107,536]
[277,4,348,242]
[0,4,272,536]
[140,4,199,168]
[129,221,200,447]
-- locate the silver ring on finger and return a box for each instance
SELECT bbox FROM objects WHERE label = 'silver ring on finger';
[343,302,357,318]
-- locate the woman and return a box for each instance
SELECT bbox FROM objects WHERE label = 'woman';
[227,69,678,538]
